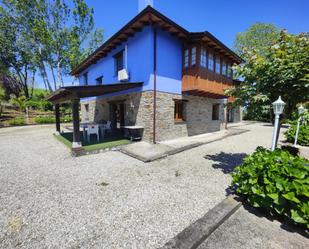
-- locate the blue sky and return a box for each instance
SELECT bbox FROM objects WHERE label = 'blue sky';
[88,0,309,47]
[38,0,309,88]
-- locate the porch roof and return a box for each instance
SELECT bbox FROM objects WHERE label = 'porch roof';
[46,82,143,104]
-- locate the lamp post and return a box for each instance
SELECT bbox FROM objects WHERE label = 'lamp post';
[294,105,305,146]
[271,96,286,151]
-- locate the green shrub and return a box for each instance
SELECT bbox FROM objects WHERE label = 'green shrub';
[232,147,309,228]
[9,117,26,126]
[34,116,55,124]
[34,115,72,124]
[60,116,72,123]
[285,125,309,146]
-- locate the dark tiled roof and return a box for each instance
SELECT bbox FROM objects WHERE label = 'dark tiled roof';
[71,6,242,75]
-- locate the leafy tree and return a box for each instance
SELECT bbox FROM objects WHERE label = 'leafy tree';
[0,0,103,93]
[228,31,309,120]
[0,2,36,98]
[234,23,281,60]
[10,94,27,113]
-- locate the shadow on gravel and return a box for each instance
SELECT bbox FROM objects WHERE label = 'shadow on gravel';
[204,152,247,174]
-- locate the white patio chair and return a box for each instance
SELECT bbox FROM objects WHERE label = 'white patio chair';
[87,124,99,143]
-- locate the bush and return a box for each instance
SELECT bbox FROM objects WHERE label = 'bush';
[9,117,26,126]
[232,147,309,228]
[285,125,309,146]
[34,115,72,124]
[61,116,72,123]
[34,116,55,124]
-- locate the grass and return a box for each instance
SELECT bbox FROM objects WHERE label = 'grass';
[54,131,131,151]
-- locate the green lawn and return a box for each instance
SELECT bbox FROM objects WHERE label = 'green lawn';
[54,132,131,151]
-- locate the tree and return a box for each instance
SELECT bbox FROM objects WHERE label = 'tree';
[10,94,30,123]
[0,3,36,98]
[228,31,309,120]
[0,0,103,93]
[234,23,280,60]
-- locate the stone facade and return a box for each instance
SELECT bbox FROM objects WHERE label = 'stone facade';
[81,90,238,142]
[81,92,154,142]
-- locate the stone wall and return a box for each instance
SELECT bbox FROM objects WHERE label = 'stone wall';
[81,90,227,142]
[81,92,154,142]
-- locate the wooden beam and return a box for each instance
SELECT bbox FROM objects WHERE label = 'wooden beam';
[55,104,60,133]
[72,99,81,148]
[124,32,135,37]
[132,27,142,32]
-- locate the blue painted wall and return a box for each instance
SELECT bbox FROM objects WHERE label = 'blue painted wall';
[155,28,183,94]
[79,26,183,100]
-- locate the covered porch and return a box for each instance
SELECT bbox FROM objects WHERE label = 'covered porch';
[46,83,143,149]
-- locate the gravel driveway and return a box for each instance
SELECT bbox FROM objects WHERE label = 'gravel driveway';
[0,123,282,248]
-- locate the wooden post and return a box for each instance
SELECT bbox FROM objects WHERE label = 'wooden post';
[72,99,81,148]
[55,104,61,134]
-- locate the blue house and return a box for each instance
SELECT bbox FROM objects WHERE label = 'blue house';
[48,5,243,147]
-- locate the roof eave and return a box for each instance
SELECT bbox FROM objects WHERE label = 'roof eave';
[70,6,189,76]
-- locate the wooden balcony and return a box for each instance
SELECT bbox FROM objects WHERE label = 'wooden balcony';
[182,74,233,99]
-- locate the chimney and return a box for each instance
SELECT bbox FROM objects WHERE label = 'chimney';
[138,0,153,12]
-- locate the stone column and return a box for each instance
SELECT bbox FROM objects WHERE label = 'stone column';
[72,99,81,148]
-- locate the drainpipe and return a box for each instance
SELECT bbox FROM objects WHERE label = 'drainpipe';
[125,44,128,69]
[153,28,157,144]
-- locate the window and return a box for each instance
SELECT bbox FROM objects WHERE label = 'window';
[174,101,185,122]
[82,72,88,85]
[96,76,103,85]
[212,104,220,120]
[184,49,189,68]
[215,56,221,74]
[208,52,214,71]
[228,64,233,78]
[114,51,124,75]
[191,47,196,66]
[222,61,227,76]
[200,48,207,68]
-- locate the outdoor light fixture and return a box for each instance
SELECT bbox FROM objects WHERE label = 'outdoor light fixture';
[272,96,286,115]
[271,96,286,151]
[294,105,306,146]
[298,105,305,115]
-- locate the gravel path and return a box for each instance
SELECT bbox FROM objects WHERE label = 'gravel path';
[0,123,283,248]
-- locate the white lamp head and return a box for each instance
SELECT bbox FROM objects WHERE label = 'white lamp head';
[272,96,286,115]
[298,105,305,115]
